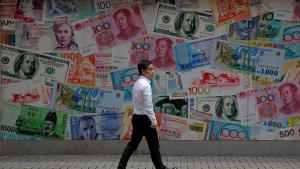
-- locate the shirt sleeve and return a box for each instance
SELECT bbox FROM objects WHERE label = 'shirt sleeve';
[142,85,157,125]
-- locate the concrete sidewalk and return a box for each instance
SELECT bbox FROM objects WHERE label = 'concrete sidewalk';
[0,155,299,169]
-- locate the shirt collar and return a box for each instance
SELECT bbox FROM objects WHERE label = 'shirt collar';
[139,75,150,84]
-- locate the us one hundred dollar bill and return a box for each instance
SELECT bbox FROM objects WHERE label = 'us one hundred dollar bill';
[1,44,71,87]
[152,2,228,40]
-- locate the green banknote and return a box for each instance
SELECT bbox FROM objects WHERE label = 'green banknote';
[1,101,69,140]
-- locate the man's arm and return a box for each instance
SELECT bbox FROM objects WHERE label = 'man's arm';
[142,85,157,126]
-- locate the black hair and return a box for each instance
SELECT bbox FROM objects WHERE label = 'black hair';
[138,60,152,75]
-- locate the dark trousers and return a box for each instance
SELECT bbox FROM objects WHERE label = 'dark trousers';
[118,114,165,169]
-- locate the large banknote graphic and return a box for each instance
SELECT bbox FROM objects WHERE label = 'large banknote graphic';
[159,113,207,140]
[2,78,50,107]
[170,66,251,98]
[1,101,69,140]
[46,0,114,19]
[48,52,96,86]
[275,125,300,140]
[283,23,300,46]
[51,81,124,114]
[70,112,125,140]
[110,67,156,102]
[15,19,80,53]
[71,2,148,57]
[112,34,185,72]
[152,71,183,95]
[210,40,285,79]
[96,50,119,89]
[228,12,284,44]
[191,95,241,123]
[153,95,188,118]
[273,0,300,21]
[260,115,300,132]
[1,45,71,87]
[209,0,274,27]
[236,79,300,123]
[1,0,46,23]
[172,35,228,73]
[152,3,228,40]
[209,118,252,140]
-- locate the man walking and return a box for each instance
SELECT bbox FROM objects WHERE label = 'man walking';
[118,60,177,169]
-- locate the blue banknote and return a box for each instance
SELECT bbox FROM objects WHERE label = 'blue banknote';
[96,88,124,113]
[173,35,228,73]
[209,118,252,140]
[274,44,300,61]
[51,81,125,115]
[46,0,114,19]
[283,23,300,46]
[70,112,124,140]
[110,67,156,102]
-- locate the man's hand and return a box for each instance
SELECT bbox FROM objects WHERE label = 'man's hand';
[150,124,157,129]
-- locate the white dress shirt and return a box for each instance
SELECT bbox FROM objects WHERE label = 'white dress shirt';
[132,76,157,125]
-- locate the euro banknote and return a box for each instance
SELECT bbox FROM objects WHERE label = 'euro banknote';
[228,12,284,44]
[172,35,227,73]
[209,118,252,140]
[2,78,49,107]
[1,101,69,140]
[190,95,241,123]
[210,40,285,79]
[51,81,124,114]
[96,50,119,89]
[275,125,300,140]
[1,45,71,87]
[70,112,125,140]
[110,67,156,102]
[209,0,274,27]
[15,19,80,53]
[236,79,300,123]
[1,0,46,23]
[273,0,300,21]
[169,66,251,99]
[112,34,185,72]
[71,2,148,57]
[46,0,114,19]
[152,3,228,40]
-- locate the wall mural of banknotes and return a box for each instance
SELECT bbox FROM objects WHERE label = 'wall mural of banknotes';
[3,0,300,143]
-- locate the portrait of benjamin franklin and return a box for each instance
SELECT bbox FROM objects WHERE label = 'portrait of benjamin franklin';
[215,95,240,122]
[13,52,39,80]
[174,12,199,40]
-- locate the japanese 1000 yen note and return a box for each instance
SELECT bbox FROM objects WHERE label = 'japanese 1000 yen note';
[152,3,228,40]
[172,34,227,73]
[208,0,274,28]
[1,101,70,140]
[272,0,300,21]
[15,19,81,53]
[51,81,125,115]
[47,53,96,86]
[1,78,50,107]
[209,118,252,140]
[236,79,300,124]
[210,40,285,79]
[46,0,114,19]
[96,50,119,89]
[1,0,46,23]
[1,44,71,87]
[168,66,251,99]
[70,112,125,140]
[228,12,285,44]
[71,2,149,57]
